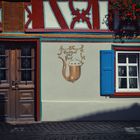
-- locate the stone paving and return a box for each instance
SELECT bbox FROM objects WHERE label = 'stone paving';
[0,121,140,140]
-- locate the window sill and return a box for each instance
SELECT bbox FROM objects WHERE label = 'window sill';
[113,92,140,97]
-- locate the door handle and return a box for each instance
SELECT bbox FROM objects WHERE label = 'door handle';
[12,80,16,86]
[11,80,19,89]
[11,81,16,89]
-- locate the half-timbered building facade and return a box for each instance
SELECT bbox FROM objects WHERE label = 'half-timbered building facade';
[0,0,140,122]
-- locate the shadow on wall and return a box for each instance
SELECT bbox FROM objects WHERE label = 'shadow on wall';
[69,103,140,121]
[0,94,6,122]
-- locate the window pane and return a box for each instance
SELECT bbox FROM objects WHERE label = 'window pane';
[129,78,138,88]
[21,70,32,81]
[119,78,127,88]
[21,58,31,69]
[118,53,126,63]
[0,48,5,55]
[0,57,6,68]
[129,66,137,76]
[128,54,138,63]
[0,70,6,80]
[118,66,127,76]
[21,48,31,56]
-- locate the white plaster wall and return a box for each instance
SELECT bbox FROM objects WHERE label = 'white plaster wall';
[41,42,140,121]
[99,0,108,29]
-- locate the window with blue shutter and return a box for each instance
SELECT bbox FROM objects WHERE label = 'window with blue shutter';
[100,50,114,96]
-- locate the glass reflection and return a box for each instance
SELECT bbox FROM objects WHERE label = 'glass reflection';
[128,54,138,63]
[119,78,127,88]
[129,66,137,76]
[129,78,137,88]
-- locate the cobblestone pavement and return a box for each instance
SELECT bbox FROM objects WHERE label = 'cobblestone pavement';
[0,121,140,140]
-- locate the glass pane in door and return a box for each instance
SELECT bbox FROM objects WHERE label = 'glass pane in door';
[21,48,31,56]
[20,48,32,81]
[21,58,31,68]
[0,48,7,81]
[21,70,32,81]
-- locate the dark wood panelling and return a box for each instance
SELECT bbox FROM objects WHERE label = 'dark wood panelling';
[0,90,9,118]
[17,101,34,118]
[18,90,34,100]
[2,1,24,32]
[17,90,34,118]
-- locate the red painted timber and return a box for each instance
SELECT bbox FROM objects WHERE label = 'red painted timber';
[31,0,44,29]
[49,0,69,29]
[92,0,100,29]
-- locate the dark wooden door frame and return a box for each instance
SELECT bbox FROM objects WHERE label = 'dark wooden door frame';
[0,38,41,121]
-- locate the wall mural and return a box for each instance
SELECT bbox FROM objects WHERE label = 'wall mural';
[58,45,85,82]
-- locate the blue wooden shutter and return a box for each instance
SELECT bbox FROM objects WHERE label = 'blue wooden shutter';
[100,50,114,96]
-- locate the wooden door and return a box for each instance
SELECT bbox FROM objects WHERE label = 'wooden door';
[0,46,35,121]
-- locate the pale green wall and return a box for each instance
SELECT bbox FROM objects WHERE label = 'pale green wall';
[41,42,140,121]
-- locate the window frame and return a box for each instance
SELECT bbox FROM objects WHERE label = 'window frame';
[116,51,140,92]
[114,47,140,97]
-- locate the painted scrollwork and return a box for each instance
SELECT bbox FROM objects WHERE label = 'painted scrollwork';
[69,0,92,29]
